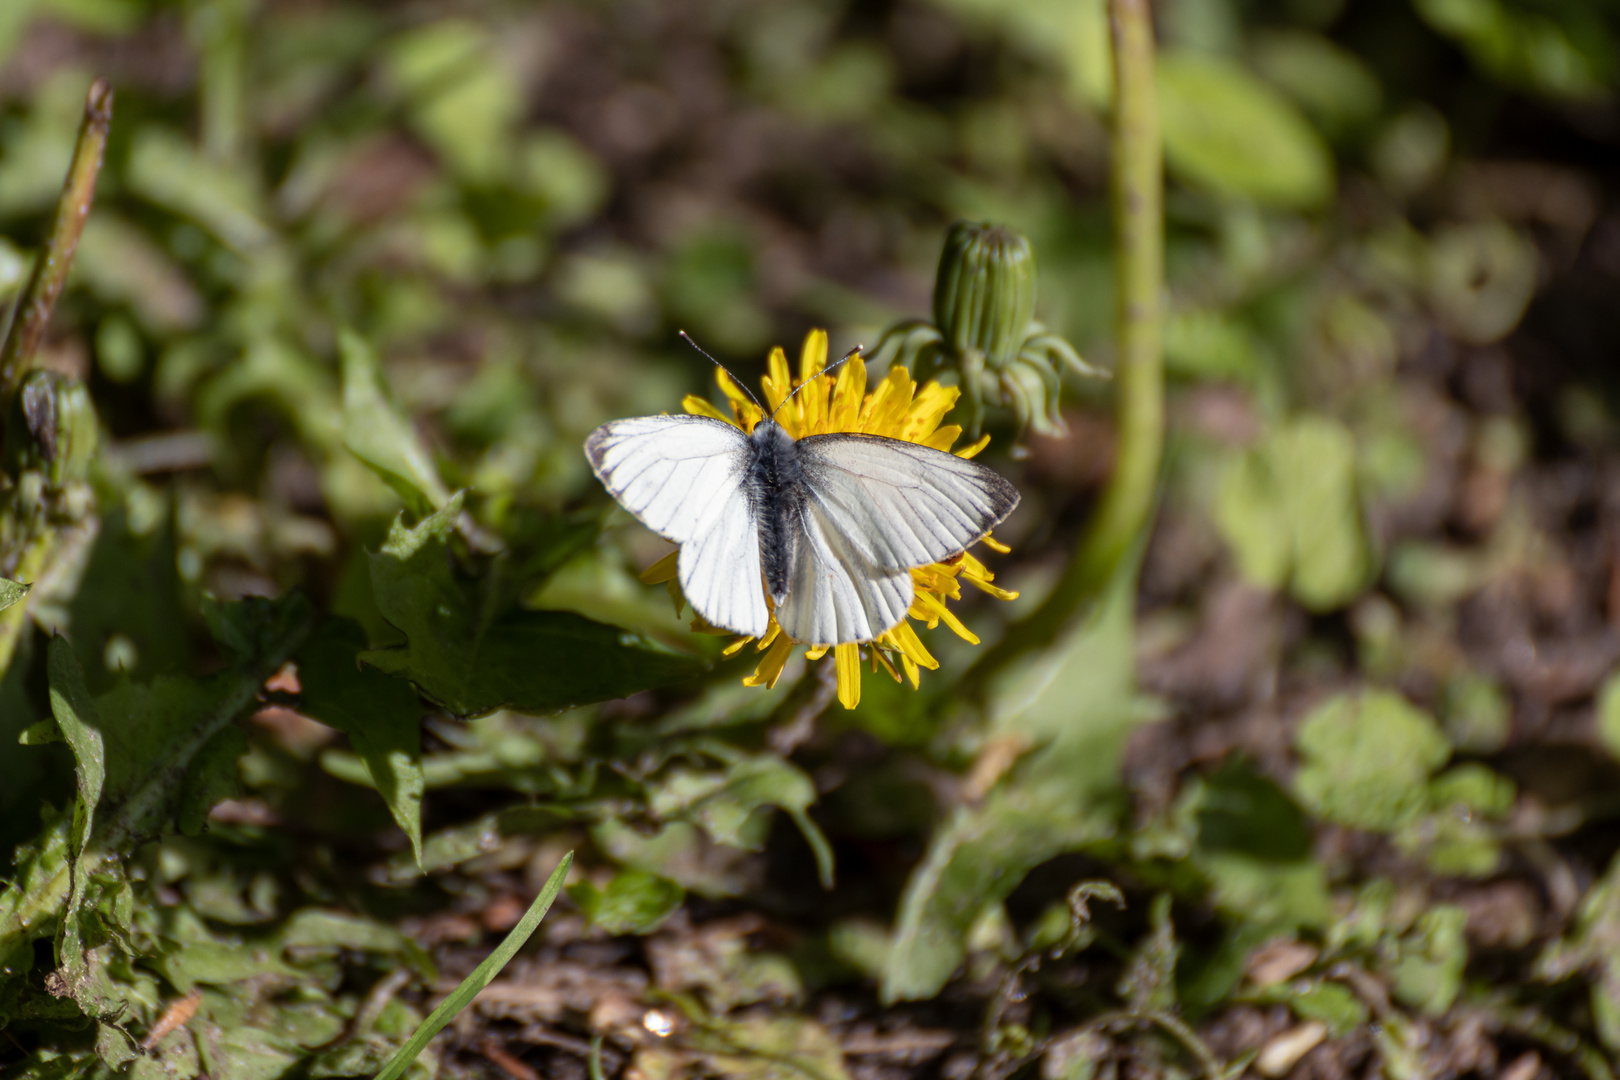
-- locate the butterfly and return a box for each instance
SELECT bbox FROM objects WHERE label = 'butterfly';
[584,365,1019,646]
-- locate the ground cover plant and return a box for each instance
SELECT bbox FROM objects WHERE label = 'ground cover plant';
[3,0,1620,1077]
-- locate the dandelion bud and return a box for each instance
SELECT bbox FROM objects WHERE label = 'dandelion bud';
[5,370,98,488]
[932,221,1037,373]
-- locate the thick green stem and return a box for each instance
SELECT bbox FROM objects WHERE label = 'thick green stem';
[0,78,113,397]
[965,0,1162,690]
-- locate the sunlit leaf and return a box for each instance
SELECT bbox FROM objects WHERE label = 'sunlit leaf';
[1157,50,1334,207]
[340,330,450,517]
[1293,689,1451,833]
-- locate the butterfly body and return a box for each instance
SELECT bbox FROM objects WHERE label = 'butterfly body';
[743,419,807,610]
[586,412,1018,645]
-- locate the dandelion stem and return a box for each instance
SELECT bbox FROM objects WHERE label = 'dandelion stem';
[0,78,113,398]
[965,0,1162,687]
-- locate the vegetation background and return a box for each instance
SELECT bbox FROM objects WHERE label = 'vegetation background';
[4,0,1620,1077]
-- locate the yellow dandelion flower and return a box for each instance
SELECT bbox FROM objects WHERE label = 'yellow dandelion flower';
[639,329,1018,709]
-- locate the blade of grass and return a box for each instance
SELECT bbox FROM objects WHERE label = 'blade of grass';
[372,850,575,1080]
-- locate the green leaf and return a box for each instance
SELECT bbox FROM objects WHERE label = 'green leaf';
[568,869,684,935]
[1250,30,1382,136]
[1600,672,1620,762]
[1215,415,1373,611]
[360,496,704,717]
[1156,50,1334,208]
[0,578,26,614]
[1389,906,1468,1015]
[648,753,835,889]
[1427,220,1539,346]
[0,804,71,972]
[126,127,273,253]
[0,596,316,964]
[680,1009,851,1080]
[296,618,425,864]
[1184,762,1331,933]
[279,910,434,980]
[45,638,106,984]
[1538,851,1620,1053]
[1414,0,1613,99]
[884,558,1142,1003]
[384,19,523,185]
[372,852,573,1080]
[1293,689,1451,833]
[341,330,450,517]
[66,502,188,692]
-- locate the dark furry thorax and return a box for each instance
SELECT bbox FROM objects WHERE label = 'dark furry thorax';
[745,419,804,605]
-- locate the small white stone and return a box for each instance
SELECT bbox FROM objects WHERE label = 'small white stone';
[1256,1021,1327,1077]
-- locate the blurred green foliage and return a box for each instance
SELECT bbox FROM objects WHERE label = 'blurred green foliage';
[3,0,1620,1076]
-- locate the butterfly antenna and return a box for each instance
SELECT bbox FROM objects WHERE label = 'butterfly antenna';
[769,345,864,422]
[678,330,766,412]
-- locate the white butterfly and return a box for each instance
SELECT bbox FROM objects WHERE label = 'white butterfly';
[585,403,1019,646]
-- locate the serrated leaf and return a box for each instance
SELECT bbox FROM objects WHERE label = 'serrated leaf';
[295,618,424,864]
[0,596,316,966]
[360,496,704,717]
[0,578,27,614]
[340,330,450,516]
[1157,50,1334,207]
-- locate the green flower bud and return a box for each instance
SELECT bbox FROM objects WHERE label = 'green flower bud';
[932,221,1036,372]
[5,370,98,488]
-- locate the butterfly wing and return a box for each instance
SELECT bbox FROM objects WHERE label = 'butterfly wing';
[584,415,770,638]
[795,433,1019,569]
[775,503,915,645]
[773,433,1020,645]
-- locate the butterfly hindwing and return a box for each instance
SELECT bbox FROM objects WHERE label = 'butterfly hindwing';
[585,415,770,638]
[773,433,1018,645]
[794,433,1019,571]
[774,500,913,645]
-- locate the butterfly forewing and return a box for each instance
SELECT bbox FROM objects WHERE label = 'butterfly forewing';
[794,433,1020,571]
[585,415,771,638]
